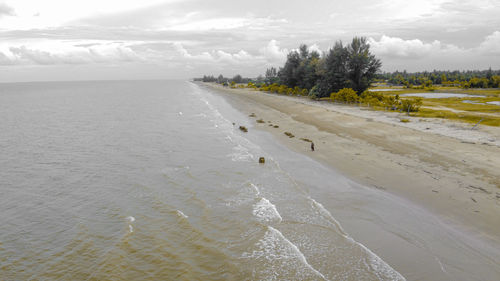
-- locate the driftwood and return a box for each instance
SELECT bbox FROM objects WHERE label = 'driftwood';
[471,118,484,130]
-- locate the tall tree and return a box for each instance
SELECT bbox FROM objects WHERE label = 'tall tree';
[315,41,348,97]
[217,74,224,83]
[346,37,381,93]
[232,74,243,83]
[279,50,301,87]
[265,67,278,84]
[301,50,321,90]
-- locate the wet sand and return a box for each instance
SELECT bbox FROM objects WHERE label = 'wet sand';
[200,82,500,246]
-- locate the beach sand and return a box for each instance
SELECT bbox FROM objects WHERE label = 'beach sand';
[200,82,500,245]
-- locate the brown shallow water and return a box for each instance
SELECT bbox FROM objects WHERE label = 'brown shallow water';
[0,80,406,280]
[1,80,499,280]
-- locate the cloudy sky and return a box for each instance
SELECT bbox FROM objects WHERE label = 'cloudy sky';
[0,0,499,82]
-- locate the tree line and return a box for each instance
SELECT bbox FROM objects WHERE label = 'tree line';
[379,69,500,88]
[194,74,253,84]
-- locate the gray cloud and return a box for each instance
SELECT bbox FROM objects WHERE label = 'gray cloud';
[0,2,15,18]
[1,42,143,65]
[0,0,499,81]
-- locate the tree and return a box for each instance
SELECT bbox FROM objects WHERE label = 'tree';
[346,37,381,94]
[315,41,348,97]
[232,74,243,84]
[217,74,225,84]
[302,51,321,90]
[265,67,278,84]
[279,50,301,87]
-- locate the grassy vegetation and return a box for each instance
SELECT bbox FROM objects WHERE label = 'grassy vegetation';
[365,86,500,126]
[415,108,500,126]
[422,98,500,113]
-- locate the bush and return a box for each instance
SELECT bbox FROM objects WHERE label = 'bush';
[277,85,288,94]
[400,98,423,114]
[308,85,320,99]
[382,95,399,110]
[269,83,280,93]
[246,82,257,89]
[330,88,359,103]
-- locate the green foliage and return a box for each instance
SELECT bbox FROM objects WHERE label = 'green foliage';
[360,91,384,107]
[400,98,423,113]
[277,85,288,94]
[308,85,320,99]
[330,88,359,103]
[315,41,348,97]
[346,37,382,94]
[273,38,381,98]
[246,82,257,89]
[265,67,279,84]
[416,108,500,126]
[232,74,243,84]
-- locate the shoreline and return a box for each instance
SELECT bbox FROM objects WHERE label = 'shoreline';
[198,82,500,245]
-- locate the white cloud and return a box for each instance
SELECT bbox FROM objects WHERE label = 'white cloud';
[368,35,443,58]
[308,44,323,55]
[174,43,261,65]
[0,41,143,65]
[259,40,288,62]
[369,31,500,62]
[477,31,500,55]
[367,33,500,71]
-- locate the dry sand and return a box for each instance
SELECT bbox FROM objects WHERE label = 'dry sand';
[200,82,500,245]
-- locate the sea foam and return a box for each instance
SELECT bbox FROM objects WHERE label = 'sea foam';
[309,197,406,280]
[176,210,189,219]
[252,198,282,223]
[242,226,327,280]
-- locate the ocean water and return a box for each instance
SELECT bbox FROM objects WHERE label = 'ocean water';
[1,80,499,280]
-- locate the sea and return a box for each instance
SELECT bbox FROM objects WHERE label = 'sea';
[1,80,499,280]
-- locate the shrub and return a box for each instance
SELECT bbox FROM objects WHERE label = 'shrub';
[330,88,359,103]
[269,83,280,93]
[308,85,320,99]
[277,85,288,94]
[382,96,399,110]
[400,98,423,114]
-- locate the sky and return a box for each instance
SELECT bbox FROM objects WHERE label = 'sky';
[0,0,499,82]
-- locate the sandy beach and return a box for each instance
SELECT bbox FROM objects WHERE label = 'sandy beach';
[200,82,500,245]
